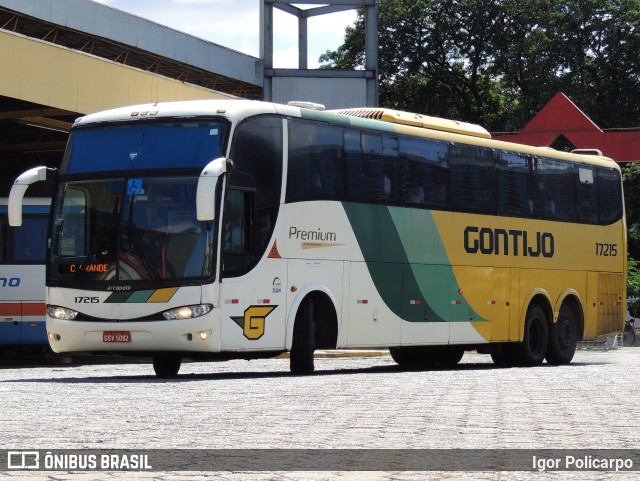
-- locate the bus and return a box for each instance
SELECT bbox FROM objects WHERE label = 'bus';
[0,197,50,355]
[7,99,626,377]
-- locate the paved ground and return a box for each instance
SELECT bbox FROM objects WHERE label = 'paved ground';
[0,347,639,480]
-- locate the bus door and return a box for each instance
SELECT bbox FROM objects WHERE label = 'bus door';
[219,189,287,350]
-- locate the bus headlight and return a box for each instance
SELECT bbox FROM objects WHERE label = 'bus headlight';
[47,306,78,320]
[162,304,212,320]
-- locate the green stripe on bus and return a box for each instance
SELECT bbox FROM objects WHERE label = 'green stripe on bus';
[104,292,132,303]
[387,207,484,322]
[343,202,486,323]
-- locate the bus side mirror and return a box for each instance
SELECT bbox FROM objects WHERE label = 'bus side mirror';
[196,157,231,221]
[9,166,57,226]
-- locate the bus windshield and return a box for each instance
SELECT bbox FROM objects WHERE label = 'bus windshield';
[50,176,216,287]
[48,120,228,288]
[62,121,227,174]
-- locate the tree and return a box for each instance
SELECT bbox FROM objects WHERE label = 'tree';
[623,162,640,260]
[321,0,509,127]
[320,0,640,132]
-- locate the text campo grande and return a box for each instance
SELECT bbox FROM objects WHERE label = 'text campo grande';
[42,452,151,470]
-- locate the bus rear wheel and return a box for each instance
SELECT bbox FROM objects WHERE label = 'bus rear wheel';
[546,304,578,365]
[514,304,549,366]
[152,354,181,378]
[290,298,316,375]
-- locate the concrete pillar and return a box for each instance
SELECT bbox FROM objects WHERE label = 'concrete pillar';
[365,1,379,107]
[260,1,274,101]
[299,14,308,69]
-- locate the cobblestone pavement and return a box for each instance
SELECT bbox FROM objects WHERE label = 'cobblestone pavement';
[1,348,639,481]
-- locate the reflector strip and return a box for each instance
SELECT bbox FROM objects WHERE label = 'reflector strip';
[0,303,46,316]
[0,303,22,316]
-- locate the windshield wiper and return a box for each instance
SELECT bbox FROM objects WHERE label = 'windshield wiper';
[122,220,161,285]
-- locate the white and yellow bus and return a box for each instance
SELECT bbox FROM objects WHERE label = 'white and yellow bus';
[8,99,626,376]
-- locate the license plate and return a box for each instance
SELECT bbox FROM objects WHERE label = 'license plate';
[103,331,131,343]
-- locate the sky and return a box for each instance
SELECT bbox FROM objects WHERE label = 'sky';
[92,0,357,68]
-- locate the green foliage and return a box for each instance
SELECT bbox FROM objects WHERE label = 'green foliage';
[320,0,640,132]
[623,163,640,259]
[628,259,640,316]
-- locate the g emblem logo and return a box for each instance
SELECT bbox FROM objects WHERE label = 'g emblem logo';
[231,305,277,340]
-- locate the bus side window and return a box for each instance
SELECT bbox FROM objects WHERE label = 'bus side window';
[287,120,343,202]
[576,166,598,224]
[0,216,5,262]
[381,136,399,203]
[538,158,577,222]
[399,137,450,210]
[450,145,496,214]
[345,132,400,204]
[497,153,537,218]
[12,217,47,262]
[222,189,254,276]
[598,167,623,225]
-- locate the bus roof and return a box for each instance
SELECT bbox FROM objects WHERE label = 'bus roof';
[73,99,619,170]
[330,107,492,139]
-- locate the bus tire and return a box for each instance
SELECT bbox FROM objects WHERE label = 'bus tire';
[389,346,434,367]
[438,347,464,367]
[153,354,181,378]
[546,304,578,365]
[389,346,416,366]
[290,298,315,375]
[515,304,549,366]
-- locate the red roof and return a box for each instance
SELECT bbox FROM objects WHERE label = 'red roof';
[493,92,640,162]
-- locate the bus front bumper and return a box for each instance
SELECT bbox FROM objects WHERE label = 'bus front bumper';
[46,309,221,354]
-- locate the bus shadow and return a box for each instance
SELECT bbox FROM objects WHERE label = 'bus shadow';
[0,358,600,384]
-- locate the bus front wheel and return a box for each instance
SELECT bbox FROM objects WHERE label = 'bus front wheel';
[546,304,578,365]
[290,298,315,375]
[152,354,181,378]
